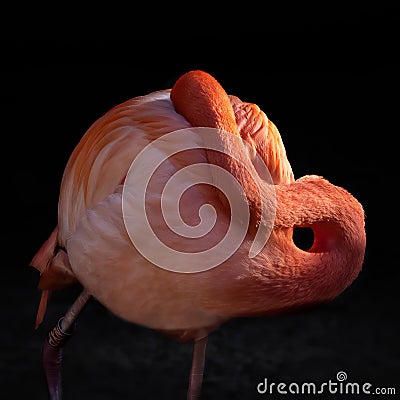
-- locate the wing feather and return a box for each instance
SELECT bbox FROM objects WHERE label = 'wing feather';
[229,95,294,185]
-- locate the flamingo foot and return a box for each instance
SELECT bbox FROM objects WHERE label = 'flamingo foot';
[187,335,208,400]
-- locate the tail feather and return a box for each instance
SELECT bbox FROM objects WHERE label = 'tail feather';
[35,289,51,329]
[30,227,78,328]
[30,228,58,328]
[30,227,58,273]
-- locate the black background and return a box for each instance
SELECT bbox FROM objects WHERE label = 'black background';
[1,9,399,400]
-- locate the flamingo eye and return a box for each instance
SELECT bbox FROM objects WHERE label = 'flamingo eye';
[292,226,314,251]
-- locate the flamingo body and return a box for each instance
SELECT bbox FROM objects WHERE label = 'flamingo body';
[31,70,365,346]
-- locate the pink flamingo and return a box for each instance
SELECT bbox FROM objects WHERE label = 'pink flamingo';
[30,70,366,399]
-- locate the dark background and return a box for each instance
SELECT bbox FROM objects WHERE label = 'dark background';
[1,10,399,399]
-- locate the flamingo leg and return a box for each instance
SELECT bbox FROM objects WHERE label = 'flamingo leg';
[42,289,91,400]
[187,335,208,400]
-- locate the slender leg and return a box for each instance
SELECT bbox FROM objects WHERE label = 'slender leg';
[42,289,91,400]
[187,335,208,400]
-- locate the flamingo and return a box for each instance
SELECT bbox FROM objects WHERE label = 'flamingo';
[30,70,366,399]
